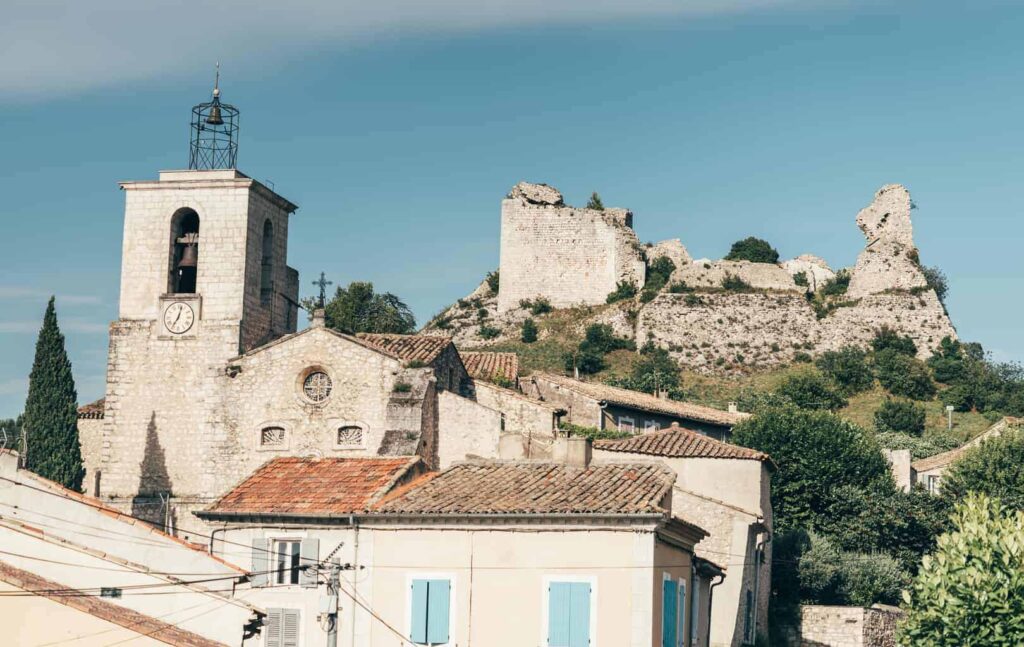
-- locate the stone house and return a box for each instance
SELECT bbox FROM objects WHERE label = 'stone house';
[0,449,261,646]
[594,425,774,647]
[523,372,749,440]
[195,441,720,647]
[908,416,1022,493]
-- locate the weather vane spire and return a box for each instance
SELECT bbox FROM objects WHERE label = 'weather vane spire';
[213,61,221,98]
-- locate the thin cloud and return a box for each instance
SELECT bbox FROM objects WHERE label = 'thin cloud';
[0,318,107,335]
[2,0,824,100]
[0,286,102,306]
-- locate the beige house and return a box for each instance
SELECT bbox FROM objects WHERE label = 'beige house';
[523,373,749,440]
[594,425,774,647]
[0,450,261,646]
[196,442,719,647]
[909,416,1022,493]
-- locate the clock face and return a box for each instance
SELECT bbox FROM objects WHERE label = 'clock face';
[163,302,195,334]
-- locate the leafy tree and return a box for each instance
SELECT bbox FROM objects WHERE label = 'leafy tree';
[310,281,416,334]
[777,371,847,411]
[608,344,681,394]
[605,280,637,304]
[643,256,676,295]
[732,406,891,532]
[817,269,851,297]
[792,271,809,287]
[797,532,908,607]
[871,326,918,356]
[876,350,936,400]
[581,324,634,355]
[520,318,538,343]
[927,336,967,383]
[875,399,926,436]
[941,428,1024,511]
[22,297,84,491]
[586,192,604,210]
[815,346,874,395]
[724,237,780,264]
[921,265,948,305]
[485,270,500,294]
[874,431,961,461]
[898,494,1024,646]
[0,416,21,453]
[563,347,605,376]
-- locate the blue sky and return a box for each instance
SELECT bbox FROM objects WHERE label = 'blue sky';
[2,0,1022,417]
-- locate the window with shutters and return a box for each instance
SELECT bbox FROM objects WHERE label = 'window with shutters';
[409,578,452,645]
[661,575,677,647]
[546,579,592,647]
[273,539,302,586]
[677,580,687,647]
[265,608,301,647]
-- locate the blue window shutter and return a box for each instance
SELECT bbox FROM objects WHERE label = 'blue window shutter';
[662,579,677,647]
[568,583,591,647]
[427,580,451,644]
[299,538,319,589]
[548,582,572,646]
[410,580,429,643]
[251,538,269,588]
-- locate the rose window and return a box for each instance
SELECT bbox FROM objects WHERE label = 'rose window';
[302,371,332,403]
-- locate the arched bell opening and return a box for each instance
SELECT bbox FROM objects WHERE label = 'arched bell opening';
[260,219,274,305]
[169,208,200,294]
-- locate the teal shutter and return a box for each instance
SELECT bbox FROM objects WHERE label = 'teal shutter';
[662,579,677,647]
[411,580,429,643]
[427,580,451,644]
[251,538,269,588]
[568,583,591,647]
[548,582,572,646]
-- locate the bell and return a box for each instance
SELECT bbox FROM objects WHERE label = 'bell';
[178,243,199,268]
[205,105,224,126]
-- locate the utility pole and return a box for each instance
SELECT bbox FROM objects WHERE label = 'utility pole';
[325,561,341,647]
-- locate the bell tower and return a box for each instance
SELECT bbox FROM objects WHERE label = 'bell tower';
[96,73,301,516]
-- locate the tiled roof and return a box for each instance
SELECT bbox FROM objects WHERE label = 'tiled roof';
[0,560,229,647]
[911,417,1023,472]
[594,426,769,462]
[374,460,676,516]
[460,352,519,383]
[531,373,749,427]
[204,457,421,517]
[356,333,453,364]
[77,397,104,419]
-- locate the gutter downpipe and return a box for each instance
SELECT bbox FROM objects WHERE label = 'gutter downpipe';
[350,514,359,647]
[708,571,725,647]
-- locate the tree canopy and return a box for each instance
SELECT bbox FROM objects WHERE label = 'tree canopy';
[724,237,780,264]
[941,427,1024,511]
[309,281,416,335]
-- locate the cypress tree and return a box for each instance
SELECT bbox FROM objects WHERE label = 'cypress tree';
[22,297,84,490]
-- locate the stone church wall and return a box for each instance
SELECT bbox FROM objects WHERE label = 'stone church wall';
[497,182,646,313]
[437,391,502,468]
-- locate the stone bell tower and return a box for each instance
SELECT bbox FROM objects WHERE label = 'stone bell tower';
[93,74,301,528]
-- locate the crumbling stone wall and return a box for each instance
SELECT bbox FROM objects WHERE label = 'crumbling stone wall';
[847,185,928,299]
[497,182,646,312]
[794,605,902,647]
[675,259,799,291]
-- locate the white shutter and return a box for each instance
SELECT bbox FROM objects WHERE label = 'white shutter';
[265,608,282,647]
[251,538,269,588]
[283,609,300,647]
[299,538,319,589]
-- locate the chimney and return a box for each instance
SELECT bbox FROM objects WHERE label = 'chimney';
[310,308,326,329]
[728,402,738,414]
[554,436,593,468]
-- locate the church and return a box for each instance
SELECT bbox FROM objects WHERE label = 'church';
[76,81,521,535]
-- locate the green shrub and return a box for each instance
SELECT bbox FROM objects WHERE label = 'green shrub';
[645,256,676,290]
[684,293,703,306]
[815,346,874,395]
[921,265,948,305]
[724,237,780,264]
[941,428,1024,511]
[874,398,926,436]
[478,323,501,340]
[797,532,908,607]
[874,431,960,460]
[721,273,753,292]
[559,422,629,440]
[876,350,936,400]
[668,281,691,294]
[563,348,605,375]
[793,351,813,363]
[586,192,604,210]
[927,336,967,383]
[485,270,500,294]
[582,323,634,355]
[605,280,637,304]
[529,297,552,316]
[777,371,848,410]
[793,271,809,287]
[476,307,489,321]
[520,318,538,343]
[817,269,851,297]
[898,494,1024,646]
[871,326,918,356]
[607,345,681,393]
[732,406,891,532]
[392,381,413,393]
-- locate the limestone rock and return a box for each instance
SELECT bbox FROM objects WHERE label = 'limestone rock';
[857,184,914,246]
[847,184,928,299]
[782,255,836,292]
[675,260,798,292]
[649,239,692,271]
[507,182,564,206]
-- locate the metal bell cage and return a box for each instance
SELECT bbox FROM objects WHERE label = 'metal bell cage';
[189,94,239,170]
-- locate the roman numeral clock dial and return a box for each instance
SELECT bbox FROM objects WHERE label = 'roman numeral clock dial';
[163,302,195,334]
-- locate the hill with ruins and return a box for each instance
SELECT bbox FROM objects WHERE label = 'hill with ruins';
[424,181,956,374]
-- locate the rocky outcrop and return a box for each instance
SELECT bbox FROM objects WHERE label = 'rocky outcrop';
[506,181,564,206]
[782,255,836,292]
[675,260,799,292]
[847,185,928,299]
[649,239,692,269]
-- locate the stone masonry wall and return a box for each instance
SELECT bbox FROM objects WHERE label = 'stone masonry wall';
[795,605,902,647]
[497,182,646,313]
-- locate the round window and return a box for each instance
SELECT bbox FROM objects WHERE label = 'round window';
[302,371,333,403]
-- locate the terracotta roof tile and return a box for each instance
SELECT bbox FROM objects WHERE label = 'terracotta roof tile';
[0,560,229,647]
[355,333,453,364]
[205,457,421,516]
[531,373,749,427]
[911,416,1023,472]
[594,427,769,461]
[77,397,104,419]
[460,352,519,383]
[374,460,675,515]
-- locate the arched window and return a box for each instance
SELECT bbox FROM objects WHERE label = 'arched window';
[260,219,274,305]
[169,208,200,294]
[260,426,286,448]
[336,425,364,448]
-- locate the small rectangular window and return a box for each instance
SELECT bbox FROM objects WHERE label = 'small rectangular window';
[410,579,451,644]
[618,416,636,433]
[273,540,302,586]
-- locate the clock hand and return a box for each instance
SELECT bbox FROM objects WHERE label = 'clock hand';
[173,308,182,325]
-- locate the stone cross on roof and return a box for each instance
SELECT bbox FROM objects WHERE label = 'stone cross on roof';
[312,272,333,309]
